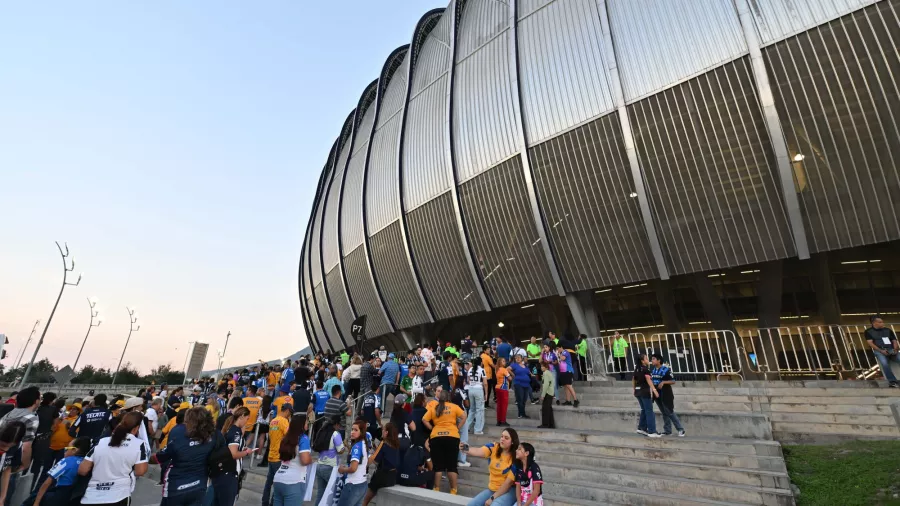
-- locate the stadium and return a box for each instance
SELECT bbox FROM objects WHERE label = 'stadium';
[299,0,900,358]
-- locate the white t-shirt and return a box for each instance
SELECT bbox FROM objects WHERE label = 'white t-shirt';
[411,376,425,396]
[145,408,159,433]
[421,349,434,371]
[466,367,486,390]
[81,434,148,504]
[274,435,311,485]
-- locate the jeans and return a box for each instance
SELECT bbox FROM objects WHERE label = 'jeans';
[261,461,280,506]
[273,481,307,506]
[637,396,657,434]
[468,387,485,433]
[874,351,900,382]
[161,488,207,506]
[514,385,531,417]
[336,481,368,506]
[378,384,394,411]
[211,472,239,506]
[459,409,472,464]
[315,464,334,506]
[655,398,684,433]
[466,488,517,506]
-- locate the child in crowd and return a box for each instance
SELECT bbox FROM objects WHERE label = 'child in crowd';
[24,437,91,506]
[513,442,543,506]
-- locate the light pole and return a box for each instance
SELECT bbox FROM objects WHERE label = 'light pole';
[13,320,40,370]
[181,341,195,385]
[72,297,101,373]
[20,242,81,387]
[112,307,140,385]
[217,331,231,379]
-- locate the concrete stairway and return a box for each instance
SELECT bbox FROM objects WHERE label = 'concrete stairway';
[579,379,900,442]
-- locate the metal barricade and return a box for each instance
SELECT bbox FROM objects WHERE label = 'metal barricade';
[739,324,900,379]
[584,333,646,379]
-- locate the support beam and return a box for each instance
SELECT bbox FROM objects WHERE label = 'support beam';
[810,252,841,324]
[565,291,601,337]
[653,279,682,333]
[734,0,810,260]
[596,0,670,281]
[508,0,566,297]
[757,260,784,328]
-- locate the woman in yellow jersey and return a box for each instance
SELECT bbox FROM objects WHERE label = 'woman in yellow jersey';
[49,403,82,463]
[160,402,191,448]
[205,397,219,419]
[422,390,466,495]
[459,427,519,506]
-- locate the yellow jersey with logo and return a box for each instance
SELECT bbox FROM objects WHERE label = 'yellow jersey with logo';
[243,396,263,431]
[422,403,464,440]
[481,444,514,491]
[267,415,290,462]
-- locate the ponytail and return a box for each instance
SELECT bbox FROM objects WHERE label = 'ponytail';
[221,407,250,434]
[110,412,142,447]
[435,390,449,418]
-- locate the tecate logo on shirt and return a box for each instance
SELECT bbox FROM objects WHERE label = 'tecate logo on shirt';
[177,480,201,491]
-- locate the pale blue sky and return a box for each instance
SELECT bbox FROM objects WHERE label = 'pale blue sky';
[0,1,445,372]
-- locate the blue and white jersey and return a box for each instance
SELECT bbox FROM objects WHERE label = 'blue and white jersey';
[48,455,84,487]
[156,425,215,497]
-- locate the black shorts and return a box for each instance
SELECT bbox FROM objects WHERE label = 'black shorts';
[429,436,460,474]
[559,372,574,386]
[368,466,397,492]
[242,424,258,438]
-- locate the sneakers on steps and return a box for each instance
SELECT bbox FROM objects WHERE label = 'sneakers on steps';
[457,461,471,467]
[678,430,686,437]
[647,433,663,438]
[636,429,648,435]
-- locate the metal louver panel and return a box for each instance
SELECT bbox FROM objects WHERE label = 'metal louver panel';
[453,0,521,182]
[628,57,795,275]
[325,267,355,344]
[518,0,552,19]
[310,192,326,287]
[406,191,484,320]
[764,1,900,252]
[458,157,557,306]
[368,55,410,234]
[750,0,878,45]
[608,0,748,102]
[403,13,454,210]
[323,141,352,272]
[517,0,615,145]
[314,283,341,353]
[529,111,657,291]
[343,92,378,253]
[369,220,431,329]
[343,245,392,338]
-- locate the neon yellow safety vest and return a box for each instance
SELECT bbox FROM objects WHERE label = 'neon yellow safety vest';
[612,338,628,358]
[576,340,587,358]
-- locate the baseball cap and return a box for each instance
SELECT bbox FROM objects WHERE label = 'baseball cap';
[124,397,144,410]
[388,353,395,359]
[115,399,126,407]
[69,403,83,412]
[394,394,408,405]
[177,402,192,412]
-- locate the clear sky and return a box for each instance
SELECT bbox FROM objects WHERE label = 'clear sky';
[0,1,446,373]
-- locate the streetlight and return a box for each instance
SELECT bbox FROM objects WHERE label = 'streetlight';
[72,297,101,373]
[181,341,195,385]
[217,331,231,379]
[13,320,40,370]
[20,242,81,387]
[112,307,140,385]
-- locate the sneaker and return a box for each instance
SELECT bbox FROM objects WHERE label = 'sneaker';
[636,429,648,435]
[678,430,686,437]
[530,400,540,405]
[660,432,672,436]
[647,433,663,438]
[457,461,471,467]
[890,382,899,388]
[562,401,572,406]
[497,422,504,427]
[556,399,561,406]
[518,415,524,419]
[501,422,511,427]
[474,431,484,435]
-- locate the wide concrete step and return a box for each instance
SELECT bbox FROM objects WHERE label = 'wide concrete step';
[767,411,896,425]
[773,421,900,441]
[466,446,790,489]
[520,404,772,439]
[571,398,754,412]
[455,473,793,506]
[767,402,893,414]
[467,428,787,471]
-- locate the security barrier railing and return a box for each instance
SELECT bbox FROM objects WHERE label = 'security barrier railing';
[740,324,899,380]
[586,331,742,380]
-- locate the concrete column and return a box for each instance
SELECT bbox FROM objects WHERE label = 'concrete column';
[757,260,784,328]
[810,252,841,324]
[565,291,601,337]
[653,279,682,332]
[693,274,735,332]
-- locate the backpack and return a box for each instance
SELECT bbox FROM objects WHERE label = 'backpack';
[207,432,233,477]
[312,418,335,453]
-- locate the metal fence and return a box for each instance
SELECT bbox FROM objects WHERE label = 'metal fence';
[586,331,742,380]
[0,382,145,395]
[585,324,899,381]
[740,324,900,380]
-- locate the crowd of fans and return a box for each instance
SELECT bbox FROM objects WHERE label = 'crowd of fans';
[0,332,589,506]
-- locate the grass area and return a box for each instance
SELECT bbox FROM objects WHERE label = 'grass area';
[785,440,900,506]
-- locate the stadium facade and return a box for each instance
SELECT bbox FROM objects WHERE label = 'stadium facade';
[299,0,900,355]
